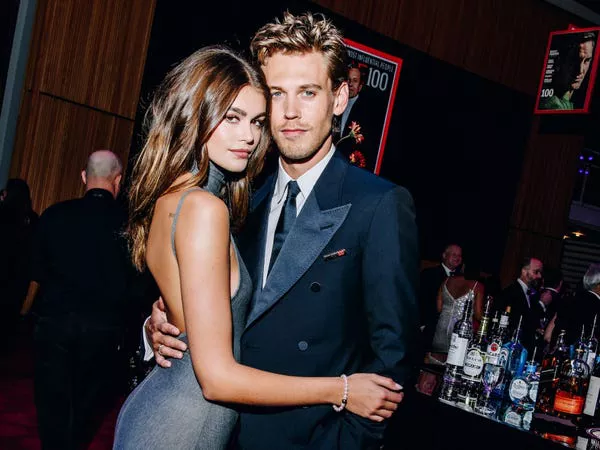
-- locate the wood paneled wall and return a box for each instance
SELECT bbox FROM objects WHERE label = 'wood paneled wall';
[10,0,156,214]
[313,0,587,284]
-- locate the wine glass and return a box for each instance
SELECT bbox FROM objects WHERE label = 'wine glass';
[475,363,504,417]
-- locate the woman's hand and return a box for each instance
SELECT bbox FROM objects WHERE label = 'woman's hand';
[344,373,404,422]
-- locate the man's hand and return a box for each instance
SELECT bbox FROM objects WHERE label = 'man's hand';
[146,298,187,368]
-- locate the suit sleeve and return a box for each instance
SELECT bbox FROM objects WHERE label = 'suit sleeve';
[306,186,420,450]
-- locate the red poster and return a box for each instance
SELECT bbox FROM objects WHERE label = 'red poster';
[337,39,403,174]
[535,27,600,114]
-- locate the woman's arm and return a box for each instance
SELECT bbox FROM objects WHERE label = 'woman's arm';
[436,285,444,313]
[176,192,401,417]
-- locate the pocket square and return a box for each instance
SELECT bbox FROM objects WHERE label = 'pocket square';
[323,249,347,261]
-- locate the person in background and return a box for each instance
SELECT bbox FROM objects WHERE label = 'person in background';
[22,150,132,450]
[549,264,600,347]
[430,263,484,359]
[496,257,544,354]
[419,244,463,351]
[0,178,38,337]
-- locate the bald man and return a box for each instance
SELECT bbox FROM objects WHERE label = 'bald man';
[23,150,133,450]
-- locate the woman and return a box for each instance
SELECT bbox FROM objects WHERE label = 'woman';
[430,266,484,356]
[113,46,401,449]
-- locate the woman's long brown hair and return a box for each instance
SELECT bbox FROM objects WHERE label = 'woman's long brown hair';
[128,46,270,270]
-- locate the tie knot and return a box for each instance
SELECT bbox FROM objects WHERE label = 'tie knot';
[527,288,535,297]
[287,181,301,200]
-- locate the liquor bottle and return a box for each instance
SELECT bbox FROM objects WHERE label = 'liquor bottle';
[495,315,528,398]
[581,354,600,426]
[537,329,570,414]
[487,307,510,366]
[508,347,539,411]
[460,296,493,409]
[553,346,590,420]
[438,292,474,404]
[499,306,512,342]
[585,315,598,372]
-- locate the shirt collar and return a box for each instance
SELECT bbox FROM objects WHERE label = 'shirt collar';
[441,263,452,276]
[589,290,600,301]
[272,145,337,206]
[517,278,529,295]
[545,287,559,294]
[84,188,114,200]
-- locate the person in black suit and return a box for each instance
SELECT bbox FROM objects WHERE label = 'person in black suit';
[336,64,386,172]
[21,151,132,450]
[419,244,463,351]
[496,257,544,354]
[144,12,419,450]
[551,264,600,347]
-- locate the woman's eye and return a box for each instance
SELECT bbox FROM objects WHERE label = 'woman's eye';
[253,119,265,129]
[225,115,239,123]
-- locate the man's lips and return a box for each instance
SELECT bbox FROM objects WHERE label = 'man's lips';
[280,128,307,138]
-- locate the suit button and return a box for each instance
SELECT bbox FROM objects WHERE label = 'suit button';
[298,341,309,351]
[310,282,321,292]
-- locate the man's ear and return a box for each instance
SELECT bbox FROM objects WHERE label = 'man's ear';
[81,170,87,185]
[333,81,349,116]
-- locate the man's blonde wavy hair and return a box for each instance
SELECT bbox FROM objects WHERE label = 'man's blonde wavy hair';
[250,11,348,91]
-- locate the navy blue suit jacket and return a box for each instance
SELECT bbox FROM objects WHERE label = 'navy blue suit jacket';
[235,154,419,450]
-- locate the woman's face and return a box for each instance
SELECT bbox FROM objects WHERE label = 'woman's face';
[206,85,267,173]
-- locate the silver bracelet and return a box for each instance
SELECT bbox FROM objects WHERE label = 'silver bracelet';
[332,374,348,412]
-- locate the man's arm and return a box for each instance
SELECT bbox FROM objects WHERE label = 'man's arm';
[307,186,419,449]
[20,281,39,315]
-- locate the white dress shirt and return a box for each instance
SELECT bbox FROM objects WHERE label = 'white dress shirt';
[517,278,531,308]
[262,146,336,287]
[441,263,453,277]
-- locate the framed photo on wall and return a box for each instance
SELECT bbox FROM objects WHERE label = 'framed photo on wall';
[337,39,403,174]
[534,27,600,114]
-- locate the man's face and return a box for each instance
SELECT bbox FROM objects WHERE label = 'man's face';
[262,51,347,162]
[348,68,363,98]
[521,259,543,289]
[570,41,594,90]
[442,245,462,271]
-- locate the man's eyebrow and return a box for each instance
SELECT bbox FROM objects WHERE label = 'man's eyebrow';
[269,83,324,91]
[299,83,323,91]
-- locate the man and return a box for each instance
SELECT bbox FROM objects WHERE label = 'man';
[540,32,596,110]
[146,12,419,450]
[419,244,462,350]
[336,64,384,172]
[551,264,600,346]
[22,150,132,450]
[496,257,544,353]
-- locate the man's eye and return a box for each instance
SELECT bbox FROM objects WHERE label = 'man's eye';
[271,91,282,98]
[302,90,316,97]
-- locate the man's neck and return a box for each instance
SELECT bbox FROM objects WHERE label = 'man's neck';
[280,137,334,179]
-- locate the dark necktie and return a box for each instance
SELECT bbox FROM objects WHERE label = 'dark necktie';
[268,181,301,275]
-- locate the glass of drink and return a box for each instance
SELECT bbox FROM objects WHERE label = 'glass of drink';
[476,363,504,417]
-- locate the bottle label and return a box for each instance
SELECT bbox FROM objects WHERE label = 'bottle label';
[523,410,533,429]
[487,341,501,359]
[500,315,509,327]
[504,410,522,427]
[529,381,539,402]
[463,348,485,377]
[447,335,469,366]
[587,352,597,371]
[498,347,510,368]
[554,390,585,415]
[584,375,600,416]
[509,378,529,401]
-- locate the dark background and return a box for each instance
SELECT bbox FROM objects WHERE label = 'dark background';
[129,0,539,275]
[0,0,21,119]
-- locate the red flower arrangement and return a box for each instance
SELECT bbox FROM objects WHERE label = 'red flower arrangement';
[349,150,366,168]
